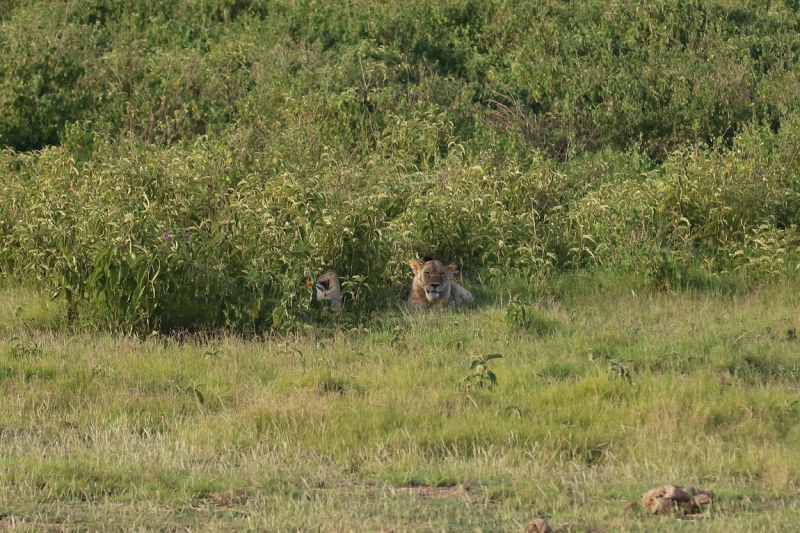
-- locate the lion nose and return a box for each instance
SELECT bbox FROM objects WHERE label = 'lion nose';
[430,283,439,288]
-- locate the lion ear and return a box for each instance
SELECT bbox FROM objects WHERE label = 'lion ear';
[410,259,423,275]
[447,263,457,273]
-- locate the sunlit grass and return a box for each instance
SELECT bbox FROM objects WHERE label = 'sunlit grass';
[2,278,800,530]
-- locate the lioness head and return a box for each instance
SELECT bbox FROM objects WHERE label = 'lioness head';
[410,259,456,302]
[315,271,342,310]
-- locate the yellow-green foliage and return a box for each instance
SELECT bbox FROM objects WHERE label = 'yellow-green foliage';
[3,125,800,331]
[3,0,800,332]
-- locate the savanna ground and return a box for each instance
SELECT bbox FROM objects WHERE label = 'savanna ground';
[2,275,800,531]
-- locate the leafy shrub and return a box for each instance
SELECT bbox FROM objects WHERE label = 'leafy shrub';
[0,4,100,150]
[463,353,503,390]
[3,0,800,333]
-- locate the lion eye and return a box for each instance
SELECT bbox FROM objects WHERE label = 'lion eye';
[424,272,430,278]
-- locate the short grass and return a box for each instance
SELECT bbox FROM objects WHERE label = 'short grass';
[2,276,800,531]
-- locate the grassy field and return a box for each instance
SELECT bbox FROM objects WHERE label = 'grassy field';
[2,277,800,531]
[3,1,800,529]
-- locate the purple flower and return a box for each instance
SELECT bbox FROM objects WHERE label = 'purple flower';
[184,232,191,239]
[163,231,173,242]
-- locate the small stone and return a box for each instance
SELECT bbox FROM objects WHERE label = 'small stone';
[524,518,553,533]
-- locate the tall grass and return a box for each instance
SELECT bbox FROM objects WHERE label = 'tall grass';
[2,0,800,331]
[2,121,800,332]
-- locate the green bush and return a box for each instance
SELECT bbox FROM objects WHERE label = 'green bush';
[0,4,100,150]
[3,0,800,332]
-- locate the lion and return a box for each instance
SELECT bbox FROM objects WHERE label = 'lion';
[315,271,342,310]
[408,259,473,309]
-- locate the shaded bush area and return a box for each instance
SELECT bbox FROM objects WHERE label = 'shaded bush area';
[2,0,800,331]
[3,0,800,155]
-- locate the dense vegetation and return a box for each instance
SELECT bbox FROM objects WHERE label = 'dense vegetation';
[3,3,800,530]
[2,0,800,331]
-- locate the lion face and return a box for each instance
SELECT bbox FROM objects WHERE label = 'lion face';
[315,271,342,310]
[410,260,455,302]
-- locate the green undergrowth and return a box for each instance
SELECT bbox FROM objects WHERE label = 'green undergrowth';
[3,0,800,333]
[3,1,800,528]
[1,279,800,530]
[3,127,800,333]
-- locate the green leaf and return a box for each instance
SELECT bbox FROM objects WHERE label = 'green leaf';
[193,388,205,405]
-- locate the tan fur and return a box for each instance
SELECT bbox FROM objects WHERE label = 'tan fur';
[316,271,342,310]
[408,259,473,309]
